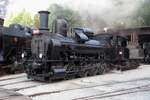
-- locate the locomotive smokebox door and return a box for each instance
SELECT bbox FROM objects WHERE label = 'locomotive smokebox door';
[38,11,50,31]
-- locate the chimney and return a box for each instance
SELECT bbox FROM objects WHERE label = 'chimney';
[38,11,50,30]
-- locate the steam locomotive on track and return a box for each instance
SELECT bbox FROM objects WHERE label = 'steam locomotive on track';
[0,18,32,74]
[23,11,139,81]
[104,26,150,64]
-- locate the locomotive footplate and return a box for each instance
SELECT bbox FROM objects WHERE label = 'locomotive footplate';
[28,74,51,82]
[115,60,140,71]
[28,68,67,81]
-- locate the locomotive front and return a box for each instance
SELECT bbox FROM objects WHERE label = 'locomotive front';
[24,11,52,80]
[25,11,69,81]
[31,11,50,61]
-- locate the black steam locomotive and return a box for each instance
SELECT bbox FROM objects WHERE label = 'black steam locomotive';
[24,11,138,81]
[0,18,32,74]
[144,42,150,63]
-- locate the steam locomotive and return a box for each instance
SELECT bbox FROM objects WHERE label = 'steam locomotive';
[0,18,32,74]
[105,26,150,64]
[23,11,139,81]
[144,42,150,63]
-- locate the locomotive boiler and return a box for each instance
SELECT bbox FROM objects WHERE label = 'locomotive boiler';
[24,11,138,81]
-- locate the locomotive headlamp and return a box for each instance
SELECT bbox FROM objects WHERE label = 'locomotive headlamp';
[39,53,43,59]
[104,27,108,32]
[33,29,40,35]
[21,53,25,58]
[119,51,123,55]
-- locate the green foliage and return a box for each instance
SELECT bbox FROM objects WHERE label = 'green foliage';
[108,0,150,29]
[33,14,40,28]
[121,0,150,28]
[5,10,34,26]
[5,5,82,30]
[135,0,150,26]
[47,4,83,31]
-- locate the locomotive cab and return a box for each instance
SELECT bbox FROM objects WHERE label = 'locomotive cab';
[95,33,129,64]
[116,36,127,47]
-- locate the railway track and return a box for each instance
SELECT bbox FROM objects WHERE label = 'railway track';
[0,75,45,92]
[0,73,26,81]
[0,74,150,94]
[0,76,28,86]
[74,84,150,100]
[0,65,150,100]
[25,77,150,97]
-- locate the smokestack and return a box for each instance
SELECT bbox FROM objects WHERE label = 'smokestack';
[38,11,50,30]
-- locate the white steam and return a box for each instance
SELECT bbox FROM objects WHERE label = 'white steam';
[4,0,143,32]
[62,0,143,32]
[0,0,9,18]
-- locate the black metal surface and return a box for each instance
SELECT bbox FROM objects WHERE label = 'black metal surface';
[24,11,137,82]
[0,23,32,74]
[54,19,68,36]
[38,11,50,31]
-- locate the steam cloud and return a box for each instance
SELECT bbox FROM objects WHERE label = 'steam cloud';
[0,0,9,18]
[1,0,143,32]
[63,0,142,32]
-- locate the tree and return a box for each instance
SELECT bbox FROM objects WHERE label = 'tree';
[47,4,83,31]
[133,0,150,26]
[33,14,39,28]
[5,10,34,26]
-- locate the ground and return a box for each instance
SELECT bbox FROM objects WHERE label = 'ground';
[0,65,150,100]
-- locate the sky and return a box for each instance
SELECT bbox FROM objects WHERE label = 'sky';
[6,0,66,17]
[7,0,96,16]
